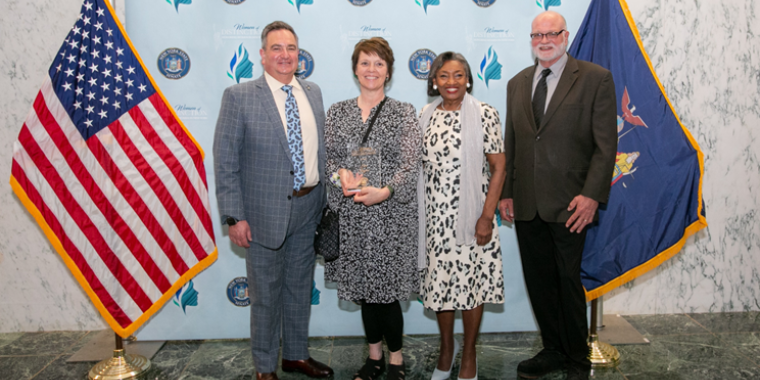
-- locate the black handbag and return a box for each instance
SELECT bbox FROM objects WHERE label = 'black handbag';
[314,205,340,262]
[315,97,387,262]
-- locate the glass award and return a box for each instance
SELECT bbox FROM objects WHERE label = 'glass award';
[345,141,381,191]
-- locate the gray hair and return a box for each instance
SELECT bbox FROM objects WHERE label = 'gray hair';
[261,21,298,49]
[533,11,568,31]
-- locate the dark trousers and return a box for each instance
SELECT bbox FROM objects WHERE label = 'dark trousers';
[516,215,590,367]
[361,300,404,352]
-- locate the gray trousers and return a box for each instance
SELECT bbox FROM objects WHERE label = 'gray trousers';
[246,184,323,373]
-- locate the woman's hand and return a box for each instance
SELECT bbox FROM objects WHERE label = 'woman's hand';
[353,186,391,206]
[475,215,493,246]
[339,169,365,197]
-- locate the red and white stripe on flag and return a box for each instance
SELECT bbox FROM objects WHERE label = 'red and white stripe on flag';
[10,0,216,338]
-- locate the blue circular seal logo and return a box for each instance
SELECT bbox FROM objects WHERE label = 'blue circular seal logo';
[348,0,373,5]
[226,277,250,307]
[157,48,191,80]
[408,49,436,80]
[473,0,496,7]
[296,49,315,79]
[223,0,247,4]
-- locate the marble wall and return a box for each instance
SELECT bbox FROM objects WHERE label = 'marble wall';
[0,0,757,333]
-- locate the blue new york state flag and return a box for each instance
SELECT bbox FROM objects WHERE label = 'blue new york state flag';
[569,0,707,300]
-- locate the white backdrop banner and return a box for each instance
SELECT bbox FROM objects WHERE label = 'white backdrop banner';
[127,0,591,340]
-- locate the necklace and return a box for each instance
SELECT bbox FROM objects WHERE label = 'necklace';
[441,101,462,111]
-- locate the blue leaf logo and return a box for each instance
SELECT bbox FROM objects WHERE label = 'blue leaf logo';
[536,0,561,10]
[166,0,192,12]
[173,280,199,314]
[477,46,502,88]
[415,0,440,14]
[288,0,314,13]
[311,280,321,305]
[227,44,254,83]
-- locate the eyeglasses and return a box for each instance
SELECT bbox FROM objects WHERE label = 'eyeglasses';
[530,30,565,41]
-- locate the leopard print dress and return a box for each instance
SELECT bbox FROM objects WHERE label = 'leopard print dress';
[324,97,421,304]
[419,103,505,311]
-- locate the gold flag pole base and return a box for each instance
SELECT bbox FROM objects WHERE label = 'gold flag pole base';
[588,298,620,368]
[588,333,620,368]
[88,333,150,380]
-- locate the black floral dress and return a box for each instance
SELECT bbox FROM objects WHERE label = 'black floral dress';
[419,103,505,311]
[324,97,421,304]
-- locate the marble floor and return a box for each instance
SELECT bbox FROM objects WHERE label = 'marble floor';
[1,312,759,379]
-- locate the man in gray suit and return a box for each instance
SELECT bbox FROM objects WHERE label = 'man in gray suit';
[213,21,333,380]
[499,11,617,380]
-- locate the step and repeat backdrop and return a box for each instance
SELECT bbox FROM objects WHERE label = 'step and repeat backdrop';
[127,0,591,340]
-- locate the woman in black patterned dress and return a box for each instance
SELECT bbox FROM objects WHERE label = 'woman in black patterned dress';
[324,37,421,380]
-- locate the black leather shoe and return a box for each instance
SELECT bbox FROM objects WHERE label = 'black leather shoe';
[565,361,591,380]
[282,357,334,378]
[517,349,565,379]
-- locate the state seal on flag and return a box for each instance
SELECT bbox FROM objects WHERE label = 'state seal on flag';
[408,49,436,80]
[226,277,250,307]
[157,48,191,80]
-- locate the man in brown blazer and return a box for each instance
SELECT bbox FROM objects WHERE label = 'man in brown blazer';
[499,11,617,380]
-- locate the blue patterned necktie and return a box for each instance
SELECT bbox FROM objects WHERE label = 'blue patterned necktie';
[282,85,305,191]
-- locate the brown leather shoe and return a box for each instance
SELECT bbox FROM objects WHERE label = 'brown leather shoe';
[255,372,279,380]
[282,357,334,378]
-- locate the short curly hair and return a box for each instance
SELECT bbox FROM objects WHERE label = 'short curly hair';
[427,52,474,97]
[351,37,395,83]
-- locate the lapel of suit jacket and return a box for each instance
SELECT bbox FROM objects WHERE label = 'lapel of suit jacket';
[255,75,292,163]
[521,65,539,133]
[539,54,579,132]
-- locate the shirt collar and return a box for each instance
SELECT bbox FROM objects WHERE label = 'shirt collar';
[534,52,569,81]
[264,71,301,93]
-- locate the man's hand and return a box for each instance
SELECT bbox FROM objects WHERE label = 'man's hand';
[499,198,514,223]
[475,216,493,246]
[566,195,598,233]
[353,186,390,206]
[229,220,252,248]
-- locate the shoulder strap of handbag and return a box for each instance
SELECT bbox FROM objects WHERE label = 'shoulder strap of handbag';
[361,97,387,145]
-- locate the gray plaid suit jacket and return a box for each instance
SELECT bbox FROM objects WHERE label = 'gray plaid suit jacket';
[213,75,326,249]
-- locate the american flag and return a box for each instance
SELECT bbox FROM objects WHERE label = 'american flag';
[10,0,217,337]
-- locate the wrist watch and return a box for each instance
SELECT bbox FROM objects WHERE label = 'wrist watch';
[225,217,238,226]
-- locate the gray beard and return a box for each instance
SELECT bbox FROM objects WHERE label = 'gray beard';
[531,41,568,64]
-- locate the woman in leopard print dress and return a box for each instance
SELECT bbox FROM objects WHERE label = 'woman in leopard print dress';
[418,52,506,380]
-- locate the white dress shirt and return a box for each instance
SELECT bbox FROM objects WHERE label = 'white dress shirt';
[264,71,319,188]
